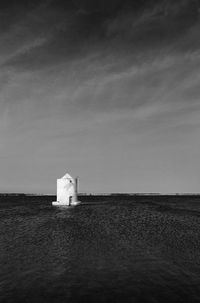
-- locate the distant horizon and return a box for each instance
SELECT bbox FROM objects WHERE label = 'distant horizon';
[1,191,200,196]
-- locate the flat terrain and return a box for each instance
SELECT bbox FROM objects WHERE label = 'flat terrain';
[0,195,200,302]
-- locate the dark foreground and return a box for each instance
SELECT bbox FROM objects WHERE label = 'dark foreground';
[1,195,200,303]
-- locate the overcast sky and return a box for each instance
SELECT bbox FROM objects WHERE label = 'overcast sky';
[1,0,200,193]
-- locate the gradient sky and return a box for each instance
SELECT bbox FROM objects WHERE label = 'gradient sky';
[1,0,200,193]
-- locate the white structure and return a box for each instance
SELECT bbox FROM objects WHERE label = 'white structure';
[52,173,81,206]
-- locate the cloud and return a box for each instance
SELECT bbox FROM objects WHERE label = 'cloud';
[1,0,199,71]
[1,0,200,192]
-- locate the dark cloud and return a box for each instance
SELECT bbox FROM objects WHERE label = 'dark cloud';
[2,0,200,71]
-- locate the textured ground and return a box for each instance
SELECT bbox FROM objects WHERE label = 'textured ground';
[0,195,200,302]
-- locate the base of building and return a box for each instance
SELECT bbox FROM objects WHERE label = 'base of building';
[52,201,81,206]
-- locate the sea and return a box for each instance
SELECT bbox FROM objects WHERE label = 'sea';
[0,195,200,303]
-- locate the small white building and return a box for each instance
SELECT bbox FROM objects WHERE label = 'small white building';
[52,173,80,206]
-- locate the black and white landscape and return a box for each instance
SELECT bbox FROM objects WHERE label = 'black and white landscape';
[1,1,200,302]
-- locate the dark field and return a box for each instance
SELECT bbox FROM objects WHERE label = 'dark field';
[1,195,200,302]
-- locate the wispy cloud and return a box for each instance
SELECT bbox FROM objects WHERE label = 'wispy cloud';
[1,0,200,192]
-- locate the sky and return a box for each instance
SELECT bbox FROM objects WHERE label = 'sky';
[1,0,200,194]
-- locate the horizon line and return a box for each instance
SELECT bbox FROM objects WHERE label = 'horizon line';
[1,192,200,196]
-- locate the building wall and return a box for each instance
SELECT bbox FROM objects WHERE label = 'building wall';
[57,178,75,205]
